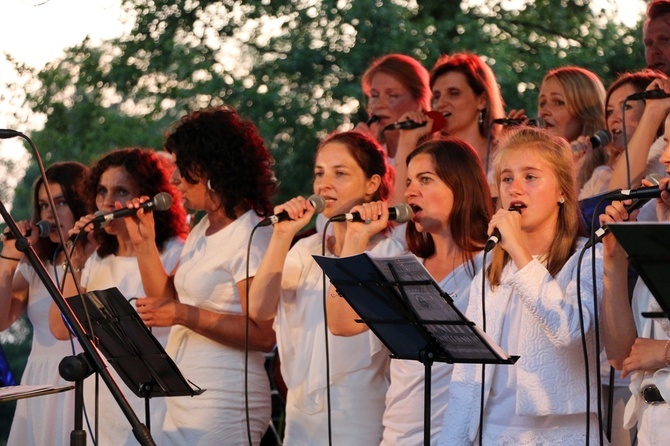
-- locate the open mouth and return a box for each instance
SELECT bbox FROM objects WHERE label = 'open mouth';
[509,203,526,213]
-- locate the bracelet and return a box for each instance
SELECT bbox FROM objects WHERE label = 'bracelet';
[664,339,670,367]
[0,254,21,262]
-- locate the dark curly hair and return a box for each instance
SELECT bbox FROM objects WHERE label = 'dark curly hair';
[164,106,277,220]
[85,148,189,258]
[315,131,394,203]
[405,139,492,263]
[32,162,89,261]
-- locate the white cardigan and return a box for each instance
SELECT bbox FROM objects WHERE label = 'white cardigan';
[438,239,603,444]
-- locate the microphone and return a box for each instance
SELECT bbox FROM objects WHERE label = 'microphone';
[0,220,51,242]
[589,129,612,149]
[330,202,413,224]
[0,129,21,139]
[484,205,522,252]
[626,89,670,101]
[383,111,446,132]
[587,174,663,248]
[366,115,381,126]
[258,194,326,227]
[90,192,173,229]
[491,117,546,128]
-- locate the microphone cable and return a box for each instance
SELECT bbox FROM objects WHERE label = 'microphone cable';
[244,224,259,446]
[320,219,334,446]
[477,249,490,446]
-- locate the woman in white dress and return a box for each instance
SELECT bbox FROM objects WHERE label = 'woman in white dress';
[438,127,604,445]
[1,162,91,446]
[327,138,494,445]
[131,106,277,446]
[53,148,189,445]
[248,130,399,445]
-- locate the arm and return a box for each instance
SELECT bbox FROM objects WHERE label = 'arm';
[137,277,276,352]
[248,196,316,322]
[123,197,177,299]
[327,201,389,336]
[0,221,38,330]
[599,200,638,369]
[609,79,670,190]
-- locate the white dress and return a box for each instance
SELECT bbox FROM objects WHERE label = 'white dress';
[439,240,604,445]
[162,211,272,446]
[622,279,670,446]
[79,236,184,446]
[381,252,484,446]
[276,233,404,445]
[7,261,79,446]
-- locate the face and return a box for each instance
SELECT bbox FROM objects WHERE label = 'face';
[169,153,208,211]
[606,83,646,153]
[538,77,583,142]
[38,182,75,244]
[313,142,380,218]
[96,165,140,234]
[431,71,486,136]
[405,153,454,234]
[498,148,562,237]
[658,115,670,173]
[644,15,670,76]
[367,72,421,129]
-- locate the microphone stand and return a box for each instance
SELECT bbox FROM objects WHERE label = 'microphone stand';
[0,130,155,446]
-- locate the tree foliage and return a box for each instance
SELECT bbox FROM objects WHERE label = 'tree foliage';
[3,0,647,219]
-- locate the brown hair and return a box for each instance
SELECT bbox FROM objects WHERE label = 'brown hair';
[361,54,431,111]
[405,139,492,270]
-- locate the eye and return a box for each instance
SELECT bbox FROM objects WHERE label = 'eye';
[538,101,546,108]
[501,176,513,183]
[605,108,614,118]
[525,174,537,181]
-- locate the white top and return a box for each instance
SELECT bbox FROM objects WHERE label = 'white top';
[622,278,670,431]
[79,236,184,446]
[382,251,484,446]
[276,232,404,445]
[7,261,79,446]
[438,240,604,445]
[579,165,612,200]
[162,211,272,446]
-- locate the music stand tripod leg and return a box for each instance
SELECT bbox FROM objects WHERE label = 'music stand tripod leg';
[420,350,434,446]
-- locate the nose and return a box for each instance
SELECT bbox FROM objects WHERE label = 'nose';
[659,141,670,166]
[404,180,418,198]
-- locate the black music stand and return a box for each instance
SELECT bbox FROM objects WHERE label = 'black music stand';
[607,222,670,319]
[65,287,204,430]
[313,253,518,446]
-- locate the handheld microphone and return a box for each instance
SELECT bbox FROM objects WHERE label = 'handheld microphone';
[0,220,51,242]
[258,194,326,227]
[587,174,663,248]
[383,111,446,132]
[90,192,173,229]
[491,117,546,128]
[589,129,612,149]
[484,205,523,252]
[330,202,413,224]
[626,89,670,101]
[0,129,21,139]
[366,115,381,126]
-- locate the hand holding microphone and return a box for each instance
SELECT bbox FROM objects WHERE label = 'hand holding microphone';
[383,110,446,133]
[485,205,523,252]
[1,220,51,243]
[258,194,326,227]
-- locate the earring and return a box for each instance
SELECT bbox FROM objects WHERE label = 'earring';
[559,197,565,204]
[207,179,213,190]
[478,110,484,125]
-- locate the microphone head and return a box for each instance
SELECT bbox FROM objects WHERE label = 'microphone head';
[590,129,611,149]
[391,203,413,224]
[308,194,326,214]
[35,220,52,238]
[152,192,173,211]
[646,173,663,186]
[425,110,447,133]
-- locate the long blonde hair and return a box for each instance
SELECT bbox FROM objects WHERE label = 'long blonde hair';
[487,127,585,287]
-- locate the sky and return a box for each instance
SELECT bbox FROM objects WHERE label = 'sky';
[0,0,649,166]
